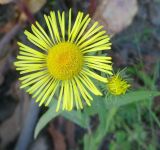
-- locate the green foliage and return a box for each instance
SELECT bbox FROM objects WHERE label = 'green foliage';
[83,107,117,150]
[34,90,160,149]
[34,62,160,150]
[105,91,160,108]
[62,110,89,128]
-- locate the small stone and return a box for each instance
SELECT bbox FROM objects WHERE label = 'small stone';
[93,0,138,35]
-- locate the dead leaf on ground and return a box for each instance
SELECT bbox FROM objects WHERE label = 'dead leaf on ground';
[0,92,30,149]
[24,0,46,14]
[48,123,66,150]
[65,121,76,150]
[0,50,11,86]
[0,20,17,33]
[0,0,15,4]
[30,136,48,150]
[19,0,46,23]
[93,0,138,35]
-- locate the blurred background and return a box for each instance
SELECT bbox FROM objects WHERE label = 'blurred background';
[0,0,160,150]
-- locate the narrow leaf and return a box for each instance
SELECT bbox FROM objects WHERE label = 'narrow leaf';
[105,90,160,108]
[34,101,60,139]
[62,110,89,128]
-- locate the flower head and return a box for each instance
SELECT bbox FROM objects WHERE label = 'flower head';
[14,9,112,111]
[107,73,130,96]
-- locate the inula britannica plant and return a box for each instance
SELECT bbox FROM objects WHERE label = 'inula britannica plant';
[13,8,160,150]
[14,9,113,111]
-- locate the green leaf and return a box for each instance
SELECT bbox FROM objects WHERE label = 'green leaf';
[105,90,160,108]
[95,98,107,130]
[62,110,89,128]
[84,96,104,116]
[34,101,89,139]
[95,107,117,138]
[83,107,117,150]
[34,101,61,139]
[136,71,153,88]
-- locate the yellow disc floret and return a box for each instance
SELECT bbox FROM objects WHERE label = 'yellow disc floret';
[107,74,130,95]
[47,42,83,80]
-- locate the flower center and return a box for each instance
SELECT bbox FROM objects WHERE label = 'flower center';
[47,42,83,80]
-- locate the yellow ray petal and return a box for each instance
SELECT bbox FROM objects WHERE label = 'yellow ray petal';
[68,81,74,110]
[85,61,112,70]
[49,11,61,42]
[45,80,59,106]
[44,15,56,44]
[74,77,92,106]
[80,37,110,51]
[32,76,52,98]
[68,8,72,41]
[58,11,65,41]
[19,70,48,81]
[22,73,48,85]
[79,31,106,49]
[56,82,64,111]
[82,45,111,54]
[70,12,83,42]
[77,22,103,45]
[19,51,46,59]
[75,14,90,43]
[71,79,83,109]
[62,81,69,110]
[82,68,108,83]
[17,55,46,61]
[26,75,51,94]
[17,42,46,57]
[24,30,50,51]
[31,24,53,47]
[37,78,55,104]
[68,12,81,41]
[35,21,53,46]
[85,63,113,75]
[79,72,102,95]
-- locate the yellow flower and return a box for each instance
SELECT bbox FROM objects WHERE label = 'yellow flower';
[14,9,112,111]
[107,73,130,95]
